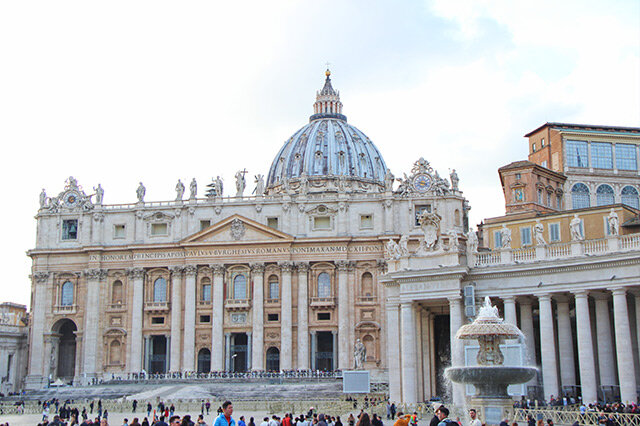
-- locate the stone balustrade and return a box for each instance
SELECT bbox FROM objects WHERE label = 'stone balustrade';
[474,233,640,267]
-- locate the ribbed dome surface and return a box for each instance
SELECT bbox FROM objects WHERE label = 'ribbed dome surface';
[266,71,387,189]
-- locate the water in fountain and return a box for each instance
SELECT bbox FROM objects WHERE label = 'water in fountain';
[444,297,538,424]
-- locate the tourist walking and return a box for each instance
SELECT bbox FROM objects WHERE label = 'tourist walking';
[213,401,235,426]
[435,407,456,426]
[468,409,481,426]
[261,417,270,426]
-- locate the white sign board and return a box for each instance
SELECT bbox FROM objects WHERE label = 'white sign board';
[342,370,371,393]
[464,344,527,396]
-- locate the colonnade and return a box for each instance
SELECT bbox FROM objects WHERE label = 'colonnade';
[390,287,640,405]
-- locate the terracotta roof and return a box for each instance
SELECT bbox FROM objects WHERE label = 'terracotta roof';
[498,160,537,171]
[525,122,640,137]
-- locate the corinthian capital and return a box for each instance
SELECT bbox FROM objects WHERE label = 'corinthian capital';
[169,266,184,276]
[295,262,309,273]
[336,260,349,271]
[184,265,198,277]
[84,268,108,281]
[210,264,226,275]
[128,267,145,280]
[250,263,265,274]
[33,272,50,284]
[279,261,294,273]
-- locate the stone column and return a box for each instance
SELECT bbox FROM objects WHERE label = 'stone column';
[296,262,310,370]
[225,333,231,372]
[26,272,50,388]
[83,268,107,382]
[247,331,252,371]
[538,294,559,400]
[611,288,638,403]
[332,330,338,370]
[280,262,294,370]
[210,265,225,371]
[144,336,151,372]
[555,295,576,388]
[250,263,265,371]
[593,292,616,386]
[518,298,537,366]
[310,331,317,370]
[636,294,640,379]
[503,296,517,326]
[449,296,465,406]
[169,266,183,372]
[386,302,401,402]
[129,268,145,373]
[573,291,597,404]
[182,265,197,372]
[337,261,349,369]
[166,335,171,373]
[400,302,418,403]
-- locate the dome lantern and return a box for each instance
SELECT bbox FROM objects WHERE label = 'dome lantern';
[310,68,346,122]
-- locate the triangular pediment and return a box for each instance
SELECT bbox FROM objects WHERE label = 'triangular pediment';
[182,214,293,244]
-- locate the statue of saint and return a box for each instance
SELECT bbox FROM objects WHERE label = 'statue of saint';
[570,214,584,241]
[190,178,197,199]
[607,208,619,236]
[500,224,512,248]
[39,189,47,209]
[94,184,104,205]
[175,179,185,201]
[215,176,223,197]
[136,182,146,202]
[235,170,246,197]
[384,168,395,192]
[534,220,546,245]
[466,229,478,253]
[299,172,309,194]
[399,235,409,256]
[450,169,459,191]
[354,339,366,370]
[254,174,265,196]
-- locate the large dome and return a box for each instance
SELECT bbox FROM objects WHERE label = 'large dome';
[266,70,388,194]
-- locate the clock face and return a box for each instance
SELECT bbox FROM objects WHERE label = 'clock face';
[413,174,432,193]
[64,191,80,207]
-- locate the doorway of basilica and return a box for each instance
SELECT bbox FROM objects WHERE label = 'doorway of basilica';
[230,333,248,372]
[316,331,334,371]
[149,335,168,374]
[53,319,77,382]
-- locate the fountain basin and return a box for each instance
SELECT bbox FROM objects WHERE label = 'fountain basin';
[445,366,537,398]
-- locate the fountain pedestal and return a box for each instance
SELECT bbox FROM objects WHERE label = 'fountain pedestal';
[469,397,516,426]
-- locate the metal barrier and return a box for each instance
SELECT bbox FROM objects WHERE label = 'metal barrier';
[514,408,640,426]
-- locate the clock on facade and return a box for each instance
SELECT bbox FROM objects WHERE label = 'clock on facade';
[64,191,80,208]
[412,173,432,193]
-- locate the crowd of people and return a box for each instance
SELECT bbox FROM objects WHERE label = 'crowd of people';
[101,370,344,384]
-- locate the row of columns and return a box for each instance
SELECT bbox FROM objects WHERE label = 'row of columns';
[505,289,639,404]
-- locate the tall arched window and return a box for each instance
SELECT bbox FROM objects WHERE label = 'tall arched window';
[233,274,247,300]
[317,272,331,298]
[111,280,123,304]
[596,184,615,206]
[200,277,211,302]
[109,340,121,364]
[361,272,373,297]
[153,277,167,302]
[268,275,279,300]
[571,183,590,209]
[61,281,74,306]
[622,186,639,209]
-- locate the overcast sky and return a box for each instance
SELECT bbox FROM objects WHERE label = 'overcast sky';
[1,1,639,307]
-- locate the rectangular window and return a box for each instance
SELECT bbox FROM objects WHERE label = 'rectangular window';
[615,144,638,171]
[114,224,125,239]
[151,223,168,236]
[547,192,551,207]
[151,317,165,324]
[269,282,279,300]
[199,315,211,323]
[415,205,431,226]
[541,160,548,168]
[202,284,211,302]
[591,142,613,169]
[62,219,78,240]
[494,230,503,249]
[537,189,543,204]
[557,195,562,210]
[317,312,331,321]
[200,220,211,231]
[549,223,560,242]
[565,140,588,168]
[541,138,545,148]
[515,173,521,180]
[360,214,373,229]
[532,143,536,152]
[267,313,279,322]
[314,216,331,230]
[267,217,279,229]
[520,227,532,246]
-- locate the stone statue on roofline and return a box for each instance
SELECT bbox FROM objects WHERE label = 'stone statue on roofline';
[136,182,146,202]
[190,178,197,199]
[175,179,185,201]
[534,219,546,245]
[607,208,619,236]
[570,214,584,241]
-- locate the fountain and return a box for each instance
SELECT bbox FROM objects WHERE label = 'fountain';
[445,297,537,425]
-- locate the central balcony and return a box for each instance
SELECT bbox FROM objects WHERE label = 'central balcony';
[144,301,170,312]
[310,297,336,309]
[225,298,251,311]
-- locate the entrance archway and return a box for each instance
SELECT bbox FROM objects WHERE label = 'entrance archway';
[149,336,167,374]
[52,319,77,381]
[316,331,334,371]
[266,347,280,372]
[231,333,248,372]
[197,348,211,373]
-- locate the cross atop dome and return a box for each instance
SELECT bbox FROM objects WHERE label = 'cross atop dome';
[310,68,346,122]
